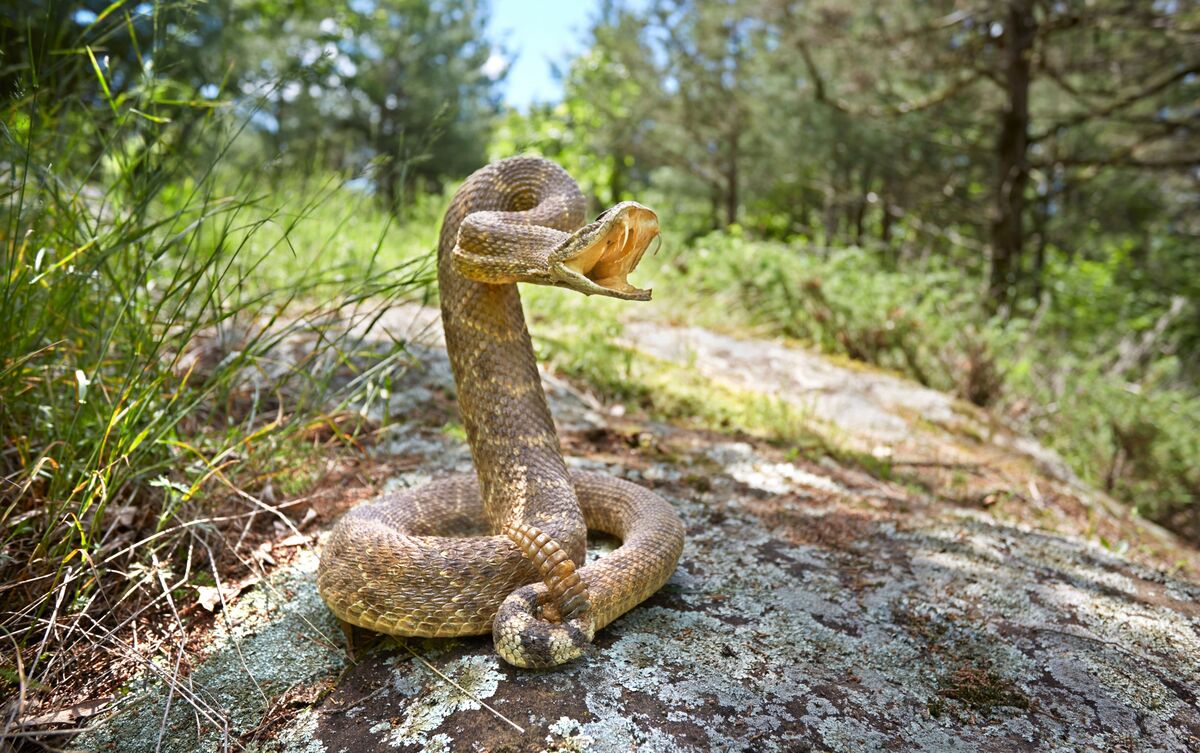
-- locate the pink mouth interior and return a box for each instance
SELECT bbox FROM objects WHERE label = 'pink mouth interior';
[563,206,659,295]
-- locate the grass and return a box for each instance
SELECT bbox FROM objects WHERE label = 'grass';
[0,11,434,732]
[221,172,444,294]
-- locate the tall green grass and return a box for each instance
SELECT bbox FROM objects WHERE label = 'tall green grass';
[0,6,432,717]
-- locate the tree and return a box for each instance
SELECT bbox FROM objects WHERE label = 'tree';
[648,0,765,229]
[216,0,501,208]
[4,0,505,208]
[777,0,1200,309]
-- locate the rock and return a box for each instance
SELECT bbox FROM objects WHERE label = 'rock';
[78,317,1200,753]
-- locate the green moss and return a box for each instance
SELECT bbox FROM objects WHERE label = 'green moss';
[938,664,1031,716]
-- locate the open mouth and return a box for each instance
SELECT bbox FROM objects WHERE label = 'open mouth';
[555,202,659,300]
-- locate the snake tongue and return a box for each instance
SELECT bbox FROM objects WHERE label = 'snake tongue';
[553,202,658,301]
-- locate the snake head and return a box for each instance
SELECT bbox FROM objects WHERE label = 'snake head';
[549,202,659,301]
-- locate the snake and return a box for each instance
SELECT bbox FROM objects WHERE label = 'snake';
[317,156,685,668]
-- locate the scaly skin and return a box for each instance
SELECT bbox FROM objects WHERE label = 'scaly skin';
[317,157,685,667]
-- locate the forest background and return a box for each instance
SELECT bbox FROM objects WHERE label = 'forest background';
[2,0,1198,708]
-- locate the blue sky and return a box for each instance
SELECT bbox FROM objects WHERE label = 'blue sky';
[487,0,636,109]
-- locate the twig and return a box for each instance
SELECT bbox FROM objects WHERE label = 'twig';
[152,552,188,753]
[0,498,310,596]
[0,727,94,738]
[1106,295,1187,378]
[325,685,389,716]
[891,460,986,474]
[26,566,73,681]
[43,612,238,748]
[211,529,341,654]
[0,626,27,741]
[210,470,309,545]
[189,531,269,705]
[400,643,525,735]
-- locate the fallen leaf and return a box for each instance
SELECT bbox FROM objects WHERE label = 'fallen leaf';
[195,577,261,612]
[253,540,276,565]
[277,533,310,547]
[196,585,235,612]
[299,507,318,529]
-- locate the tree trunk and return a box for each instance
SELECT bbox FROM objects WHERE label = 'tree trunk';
[1030,193,1050,302]
[788,188,808,237]
[880,193,894,245]
[724,127,740,226]
[988,0,1036,311]
[822,187,840,250]
[853,168,874,246]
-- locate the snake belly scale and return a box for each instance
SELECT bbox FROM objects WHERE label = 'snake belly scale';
[317,156,685,667]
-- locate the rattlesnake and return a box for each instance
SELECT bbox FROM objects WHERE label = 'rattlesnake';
[317,157,685,667]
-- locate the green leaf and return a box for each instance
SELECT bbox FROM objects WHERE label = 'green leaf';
[85,46,118,116]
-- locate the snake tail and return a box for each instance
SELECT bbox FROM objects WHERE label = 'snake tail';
[504,522,591,621]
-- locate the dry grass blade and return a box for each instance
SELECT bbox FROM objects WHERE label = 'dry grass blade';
[0,627,28,741]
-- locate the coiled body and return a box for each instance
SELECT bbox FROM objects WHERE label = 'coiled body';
[317,157,684,667]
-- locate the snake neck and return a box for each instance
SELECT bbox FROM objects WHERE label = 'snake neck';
[436,157,588,564]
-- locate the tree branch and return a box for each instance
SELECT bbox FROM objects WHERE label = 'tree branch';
[793,33,983,117]
[856,9,971,46]
[1042,155,1200,170]
[1031,61,1200,142]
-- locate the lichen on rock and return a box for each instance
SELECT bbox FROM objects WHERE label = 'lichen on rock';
[77,320,1200,753]
[368,655,504,750]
